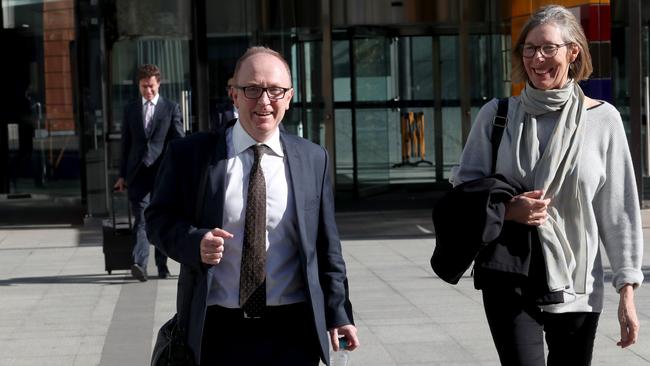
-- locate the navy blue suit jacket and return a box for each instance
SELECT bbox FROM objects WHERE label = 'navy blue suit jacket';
[145,124,354,364]
[119,96,184,200]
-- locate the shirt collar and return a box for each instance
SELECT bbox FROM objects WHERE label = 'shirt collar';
[232,120,284,157]
[142,94,160,106]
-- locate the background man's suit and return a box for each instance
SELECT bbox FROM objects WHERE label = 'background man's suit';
[209,98,237,132]
[119,95,184,276]
[146,122,354,365]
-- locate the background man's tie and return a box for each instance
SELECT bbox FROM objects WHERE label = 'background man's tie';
[142,101,155,166]
[143,100,154,131]
[239,144,267,318]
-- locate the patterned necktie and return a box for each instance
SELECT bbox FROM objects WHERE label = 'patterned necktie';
[239,144,267,317]
[143,101,154,131]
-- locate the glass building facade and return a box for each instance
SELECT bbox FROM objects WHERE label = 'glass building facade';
[0,0,646,223]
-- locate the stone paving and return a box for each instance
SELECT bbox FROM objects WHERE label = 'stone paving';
[0,210,649,365]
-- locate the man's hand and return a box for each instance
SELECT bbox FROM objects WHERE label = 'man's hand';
[113,177,126,192]
[329,324,359,352]
[200,228,234,265]
[617,284,639,348]
[504,190,551,226]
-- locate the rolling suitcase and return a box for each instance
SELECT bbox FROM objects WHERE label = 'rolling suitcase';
[102,191,134,274]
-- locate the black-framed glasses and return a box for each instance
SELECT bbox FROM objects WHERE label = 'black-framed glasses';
[235,86,292,100]
[521,43,571,58]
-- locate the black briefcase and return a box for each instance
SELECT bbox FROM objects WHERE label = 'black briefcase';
[102,191,134,274]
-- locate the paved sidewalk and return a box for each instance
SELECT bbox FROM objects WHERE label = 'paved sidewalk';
[0,210,649,365]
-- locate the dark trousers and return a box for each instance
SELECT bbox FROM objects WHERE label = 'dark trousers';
[130,193,166,269]
[128,164,166,270]
[200,302,321,366]
[482,287,600,366]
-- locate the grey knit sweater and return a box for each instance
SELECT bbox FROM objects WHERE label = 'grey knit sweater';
[452,97,644,313]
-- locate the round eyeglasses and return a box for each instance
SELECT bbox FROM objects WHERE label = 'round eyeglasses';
[521,43,571,58]
[235,86,292,100]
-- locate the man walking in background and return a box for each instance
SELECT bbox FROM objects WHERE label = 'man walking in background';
[114,64,184,281]
[211,76,238,131]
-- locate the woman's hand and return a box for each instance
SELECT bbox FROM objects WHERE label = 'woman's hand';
[504,190,551,226]
[617,284,639,348]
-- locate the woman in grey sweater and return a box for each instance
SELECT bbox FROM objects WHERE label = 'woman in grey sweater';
[452,5,643,365]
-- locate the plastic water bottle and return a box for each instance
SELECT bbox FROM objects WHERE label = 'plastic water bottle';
[330,337,350,366]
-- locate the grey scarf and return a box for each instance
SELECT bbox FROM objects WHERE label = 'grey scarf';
[497,80,588,295]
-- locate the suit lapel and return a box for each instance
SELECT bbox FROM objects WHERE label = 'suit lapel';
[281,133,309,251]
[204,124,231,228]
[134,101,146,139]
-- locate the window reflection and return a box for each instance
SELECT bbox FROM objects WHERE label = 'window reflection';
[1,0,79,196]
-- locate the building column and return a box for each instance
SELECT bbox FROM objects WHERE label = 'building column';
[459,0,471,145]
[628,0,644,202]
[321,0,336,187]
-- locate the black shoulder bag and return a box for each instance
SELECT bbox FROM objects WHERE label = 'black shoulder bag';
[429,98,509,284]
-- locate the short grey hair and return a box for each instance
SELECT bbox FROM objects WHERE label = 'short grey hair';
[511,5,593,84]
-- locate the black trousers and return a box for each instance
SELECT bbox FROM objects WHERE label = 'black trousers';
[130,193,167,268]
[129,163,167,270]
[482,287,600,366]
[200,302,321,366]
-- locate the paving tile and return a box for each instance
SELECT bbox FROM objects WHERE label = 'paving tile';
[383,340,476,363]
[0,356,78,366]
[3,211,650,366]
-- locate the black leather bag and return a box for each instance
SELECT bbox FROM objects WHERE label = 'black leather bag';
[151,314,194,366]
[430,98,510,284]
[431,175,516,284]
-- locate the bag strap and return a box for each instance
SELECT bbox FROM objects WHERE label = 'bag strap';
[490,98,509,174]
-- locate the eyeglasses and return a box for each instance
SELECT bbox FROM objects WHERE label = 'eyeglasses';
[521,43,571,58]
[235,86,292,100]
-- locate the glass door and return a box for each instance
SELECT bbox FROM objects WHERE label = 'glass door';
[352,36,393,196]
[285,40,326,145]
[105,0,193,202]
[390,36,437,183]
[0,1,80,198]
[106,38,192,196]
[333,31,440,198]
[331,26,512,199]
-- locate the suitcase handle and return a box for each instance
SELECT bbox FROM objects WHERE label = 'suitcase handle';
[110,190,133,233]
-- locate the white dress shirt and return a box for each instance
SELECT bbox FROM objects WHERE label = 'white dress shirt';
[142,94,159,128]
[207,121,306,308]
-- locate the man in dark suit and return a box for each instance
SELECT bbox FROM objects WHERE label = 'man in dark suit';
[209,77,238,132]
[114,64,184,281]
[146,47,359,365]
